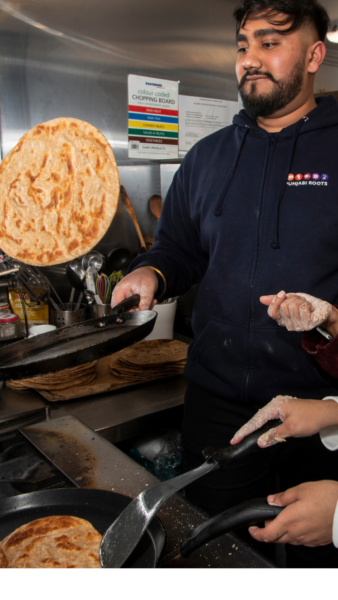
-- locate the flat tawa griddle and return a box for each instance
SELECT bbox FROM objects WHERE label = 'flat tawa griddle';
[0,296,157,381]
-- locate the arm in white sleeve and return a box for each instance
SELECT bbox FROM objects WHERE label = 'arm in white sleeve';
[320,397,338,451]
[333,501,338,548]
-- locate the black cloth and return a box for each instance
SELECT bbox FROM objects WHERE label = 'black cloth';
[181,382,338,568]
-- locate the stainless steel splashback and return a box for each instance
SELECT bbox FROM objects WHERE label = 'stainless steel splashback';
[0,0,239,270]
[0,0,239,160]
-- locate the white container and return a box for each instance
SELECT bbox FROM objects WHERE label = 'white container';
[145,300,177,341]
[29,324,57,337]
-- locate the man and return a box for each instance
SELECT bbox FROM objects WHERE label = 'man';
[112,0,338,567]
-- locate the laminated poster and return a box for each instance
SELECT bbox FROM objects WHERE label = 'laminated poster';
[179,96,239,152]
[128,74,179,160]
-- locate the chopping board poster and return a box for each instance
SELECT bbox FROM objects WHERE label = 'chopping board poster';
[128,74,179,160]
[178,95,239,152]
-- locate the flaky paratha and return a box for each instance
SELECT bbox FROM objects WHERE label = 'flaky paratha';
[0,515,102,568]
[0,118,120,265]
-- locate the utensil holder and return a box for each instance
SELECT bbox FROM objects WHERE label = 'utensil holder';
[90,304,112,319]
[145,300,177,340]
[50,303,88,328]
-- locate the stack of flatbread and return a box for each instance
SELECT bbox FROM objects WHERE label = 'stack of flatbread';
[0,516,102,568]
[109,339,188,383]
[6,361,97,391]
[0,117,120,266]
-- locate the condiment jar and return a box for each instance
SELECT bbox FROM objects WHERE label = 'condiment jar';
[0,314,22,339]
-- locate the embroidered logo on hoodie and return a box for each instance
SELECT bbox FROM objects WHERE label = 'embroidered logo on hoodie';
[287,173,329,186]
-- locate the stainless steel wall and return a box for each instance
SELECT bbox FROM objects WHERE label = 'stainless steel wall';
[0,0,240,264]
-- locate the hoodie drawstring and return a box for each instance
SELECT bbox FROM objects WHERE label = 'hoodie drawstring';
[270,116,309,249]
[213,125,250,217]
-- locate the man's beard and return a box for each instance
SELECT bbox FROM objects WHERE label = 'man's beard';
[238,58,305,120]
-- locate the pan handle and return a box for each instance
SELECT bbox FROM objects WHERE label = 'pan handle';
[180,498,284,558]
[111,294,140,314]
[203,419,283,468]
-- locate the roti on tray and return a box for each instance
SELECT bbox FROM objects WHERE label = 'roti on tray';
[6,360,97,391]
[0,515,102,568]
[0,118,120,265]
[109,339,188,382]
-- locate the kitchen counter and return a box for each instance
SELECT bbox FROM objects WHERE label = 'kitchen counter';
[0,375,274,568]
[0,374,187,442]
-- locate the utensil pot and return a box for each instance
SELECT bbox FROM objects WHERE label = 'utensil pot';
[50,303,89,328]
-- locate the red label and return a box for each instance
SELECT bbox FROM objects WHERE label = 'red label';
[128,104,178,117]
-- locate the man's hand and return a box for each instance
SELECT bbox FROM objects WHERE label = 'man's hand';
[230,396,338,448]
[248,481,338,547]
[111,267,159,311]
[260,290,337,333]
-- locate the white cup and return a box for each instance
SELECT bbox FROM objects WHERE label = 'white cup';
[145,300,177,341]
[28,324,57,337]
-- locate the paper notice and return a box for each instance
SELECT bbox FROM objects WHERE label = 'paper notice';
[179,96,239,152]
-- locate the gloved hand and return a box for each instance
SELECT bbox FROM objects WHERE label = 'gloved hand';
[230,395,338,448]
[111,267,158,311]
[260,290,333,331]
[248,481,338,547]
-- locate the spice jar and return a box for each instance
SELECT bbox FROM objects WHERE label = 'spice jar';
[0,314,22,339]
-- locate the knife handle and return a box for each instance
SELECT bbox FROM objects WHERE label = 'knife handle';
[203,419,283,468]
[111,294,141,314]
[180,498,284,558]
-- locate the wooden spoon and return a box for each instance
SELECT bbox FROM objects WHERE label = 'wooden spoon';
[149,194,163,221]
[120,185,146,252]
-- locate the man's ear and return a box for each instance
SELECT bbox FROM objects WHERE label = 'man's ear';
[308,41,326,74]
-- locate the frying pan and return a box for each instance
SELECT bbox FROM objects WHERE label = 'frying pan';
[100,419,282,567]
[179,497,284,559]
[0,295,157,381]
[0,488,165,568]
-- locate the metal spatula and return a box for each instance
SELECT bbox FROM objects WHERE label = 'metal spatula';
[99,418,282,568]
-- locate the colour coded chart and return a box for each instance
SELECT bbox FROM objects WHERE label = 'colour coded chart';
[128,75,179,160]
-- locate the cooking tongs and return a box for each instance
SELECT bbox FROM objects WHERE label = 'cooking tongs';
[99,419,282,568]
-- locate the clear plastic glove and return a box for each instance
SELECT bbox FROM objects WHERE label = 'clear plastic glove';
[248,481,338,547]
[260,290,333,332]
[111,267,158,311]
[230,396,338,448]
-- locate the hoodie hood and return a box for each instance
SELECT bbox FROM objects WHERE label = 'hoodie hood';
[214,95,338,249]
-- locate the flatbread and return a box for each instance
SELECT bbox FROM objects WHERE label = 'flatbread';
[109,340,188,382]
[0,515,102,568]
[0,548,7,568]
[0,118,120,265]
[6,360,97,391]
[121,339,188,366]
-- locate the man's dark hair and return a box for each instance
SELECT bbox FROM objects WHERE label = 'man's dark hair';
[233,0,330,42]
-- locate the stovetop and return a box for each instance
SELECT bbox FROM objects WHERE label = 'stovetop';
[0,429,74,499]
[0,411,274,568]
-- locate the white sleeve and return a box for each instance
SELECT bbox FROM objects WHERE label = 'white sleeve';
[320,397,338,451]
[333,501,338,548]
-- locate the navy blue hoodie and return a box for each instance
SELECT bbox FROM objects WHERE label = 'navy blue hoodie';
[131,95,338,404]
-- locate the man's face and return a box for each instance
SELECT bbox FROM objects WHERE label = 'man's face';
[236,14,310,120]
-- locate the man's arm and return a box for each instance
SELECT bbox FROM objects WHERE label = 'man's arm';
[112,168,208,309]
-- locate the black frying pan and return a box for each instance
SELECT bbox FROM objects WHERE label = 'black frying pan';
[180,497,284,558]
[0,295,157,381]
[0,488,165,568]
